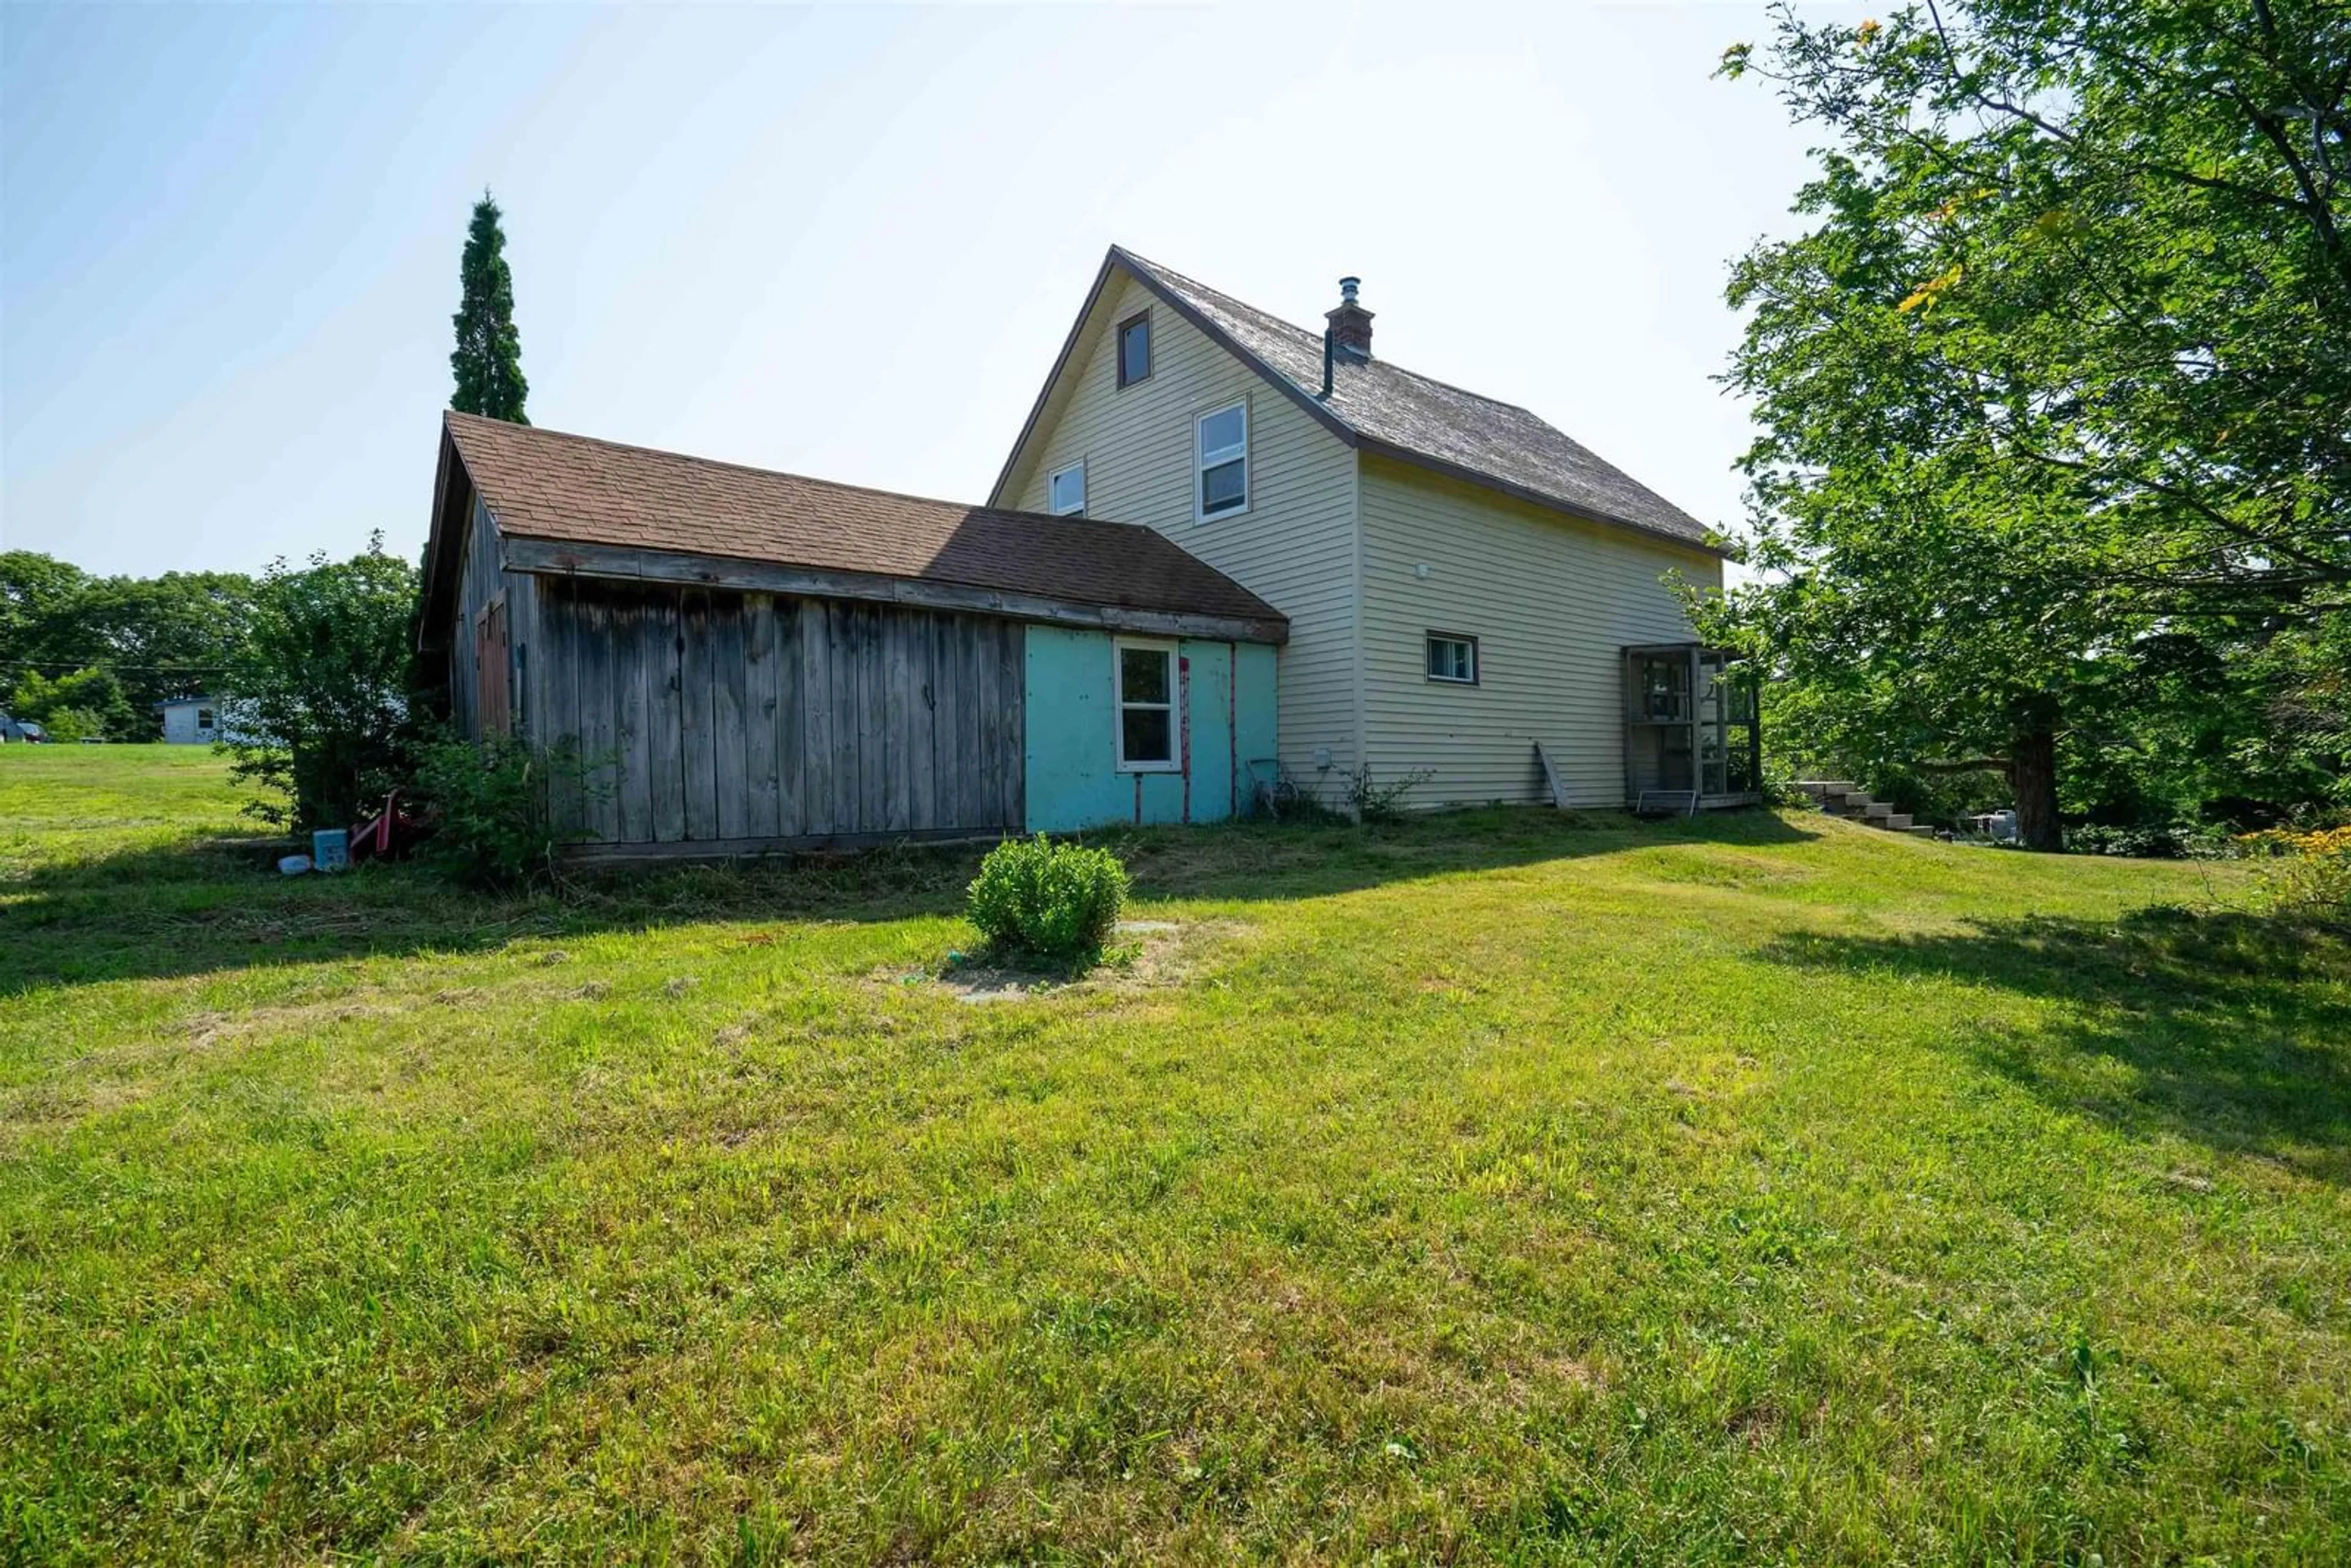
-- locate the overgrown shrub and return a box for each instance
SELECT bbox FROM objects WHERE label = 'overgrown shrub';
[7,666,140,742]
[223,537,417,829]
[2240,826,2351,923]
[965,834,1129,965]
[29,706,105,743]
[2068,821,2238,860]
[411,732,587,888]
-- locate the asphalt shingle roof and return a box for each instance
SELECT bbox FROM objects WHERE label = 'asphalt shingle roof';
[442,412,1286,635]
[1113,248,1714,549]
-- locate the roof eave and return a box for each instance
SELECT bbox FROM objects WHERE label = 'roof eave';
[416,418,474,653]
[995,251,1723,560]
[988,247,1362,509]
[987,249,1125,508]
[1109,248,1359,448]
[499,532,1291,646]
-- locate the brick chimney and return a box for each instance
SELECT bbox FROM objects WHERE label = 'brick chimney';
[1325,276,1374,360]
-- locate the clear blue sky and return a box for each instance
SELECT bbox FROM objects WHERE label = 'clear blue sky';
[2,1,1833,579]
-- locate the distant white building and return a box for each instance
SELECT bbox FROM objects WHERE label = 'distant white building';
[156,696,226,745]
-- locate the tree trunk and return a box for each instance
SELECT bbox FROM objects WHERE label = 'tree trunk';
[2008,726,2062,850]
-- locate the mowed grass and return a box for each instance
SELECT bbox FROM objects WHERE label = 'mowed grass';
[2,748,2347,1564]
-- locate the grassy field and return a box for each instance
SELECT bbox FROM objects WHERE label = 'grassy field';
[2,746,2346,1564]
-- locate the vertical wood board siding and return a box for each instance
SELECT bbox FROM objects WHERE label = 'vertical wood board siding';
[448,498,538,741]
[533,579,1026,848]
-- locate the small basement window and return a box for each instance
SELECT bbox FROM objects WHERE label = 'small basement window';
[1048,461,1086,517]
[1115,640,1179,771]
[1195,400,1248,520]
[1426,632,1479,685]
[1117,312,1152,387]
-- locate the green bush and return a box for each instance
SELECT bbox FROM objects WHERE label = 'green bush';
[223,537,417,829]
[966,834,1130,965]
[2067,820,2239,860]
[411,732,588,888]
[7,667,140,742]
[31,706,107,743]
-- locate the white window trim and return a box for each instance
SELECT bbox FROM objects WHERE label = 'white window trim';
[1112,637,1182,773]
[1048,459,1087,517]
[1193,399,1250,523]
[1426,632,1479,685]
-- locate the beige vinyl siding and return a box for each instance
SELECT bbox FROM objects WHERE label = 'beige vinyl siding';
[998,271,1362,789]
[1357,452,1722,809]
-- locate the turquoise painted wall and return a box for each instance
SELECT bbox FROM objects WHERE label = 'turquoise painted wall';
[1024,626,1278,832]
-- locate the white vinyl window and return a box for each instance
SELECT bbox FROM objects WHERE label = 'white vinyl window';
[1048,460,1087,517]
[1194,400,1248,520]
[1426,632,1479,685]
[1114,640,1179,771]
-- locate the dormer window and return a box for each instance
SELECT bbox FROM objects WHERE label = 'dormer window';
[1048,461,1086,517]
[1117,312,1152,388]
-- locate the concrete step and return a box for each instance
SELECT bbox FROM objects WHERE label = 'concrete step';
[1901,824,1936,837]
[1863,801,1895,820]
[1880,812,1913,831]
[1839,791,1873,810]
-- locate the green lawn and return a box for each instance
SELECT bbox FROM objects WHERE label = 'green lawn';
[3,747,2346,1563]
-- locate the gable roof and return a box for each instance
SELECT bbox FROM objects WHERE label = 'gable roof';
[424,412,1287,644]
[993,246,1720,554]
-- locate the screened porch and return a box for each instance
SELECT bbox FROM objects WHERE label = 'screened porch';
[1622,643,1763,812]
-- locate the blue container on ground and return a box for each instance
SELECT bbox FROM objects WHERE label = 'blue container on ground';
[311,828,351,873]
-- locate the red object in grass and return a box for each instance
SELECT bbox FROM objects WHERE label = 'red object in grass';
[348,788,429,863]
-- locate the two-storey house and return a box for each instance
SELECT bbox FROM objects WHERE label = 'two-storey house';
[992,247,1755,812]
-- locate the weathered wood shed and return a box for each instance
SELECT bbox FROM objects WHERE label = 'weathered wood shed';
[418,413,1286,859]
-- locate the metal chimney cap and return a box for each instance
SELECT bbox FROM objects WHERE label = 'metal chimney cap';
[1338,276,1361,304]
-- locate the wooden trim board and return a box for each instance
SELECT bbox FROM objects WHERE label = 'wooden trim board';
[500,533,1288,646]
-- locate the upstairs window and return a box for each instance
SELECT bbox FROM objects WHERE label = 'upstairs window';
[1426,632,1479,685]
[1195,401,1248,520]
[1115,640,1178,770]
[1117,312,1152,388]
[1048,461,1087,517]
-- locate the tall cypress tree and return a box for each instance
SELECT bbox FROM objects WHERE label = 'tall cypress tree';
[449,192,529,423]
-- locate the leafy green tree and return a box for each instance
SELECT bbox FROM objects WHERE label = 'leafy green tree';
[6,666,138,741]
[1712,0,2350,847]
[2,555,255,735]
[82,572,257,721]
[223,536,418,829]
[1,552,94,685]
[450,192,528,423]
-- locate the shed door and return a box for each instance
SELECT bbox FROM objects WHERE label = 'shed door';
[475,593,511,737]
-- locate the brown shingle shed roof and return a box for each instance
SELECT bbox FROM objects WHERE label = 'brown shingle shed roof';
[994,246,1721,554]
[429,412,1286,642]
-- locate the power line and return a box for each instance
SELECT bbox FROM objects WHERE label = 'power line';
[0,660,235,672]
